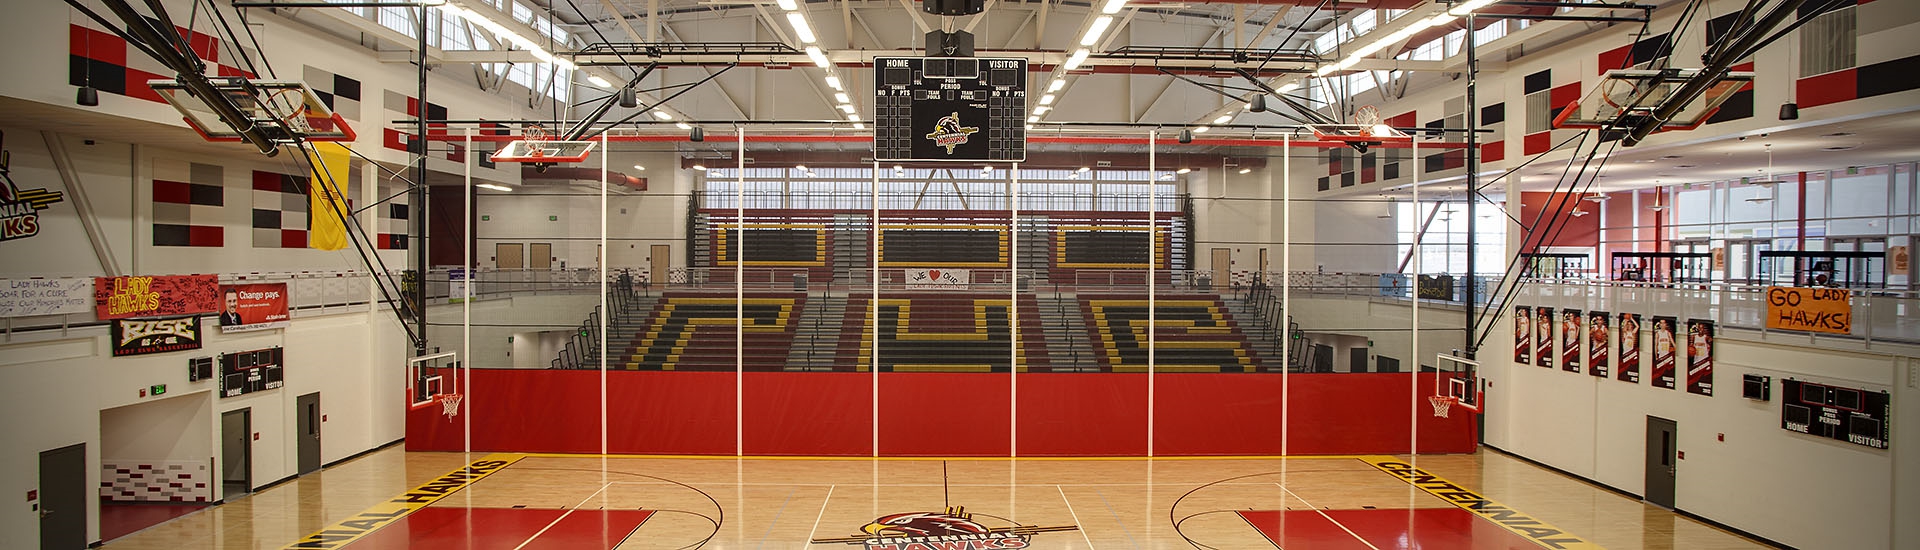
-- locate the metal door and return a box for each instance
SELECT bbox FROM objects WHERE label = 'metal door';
[297,393,321,475]
[38,443,85,550]
[1645,415,1677,509]
[221,409,251,497]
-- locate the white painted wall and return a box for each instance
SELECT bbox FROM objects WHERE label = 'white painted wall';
[1484,310,1919,550]
[0,308,407,545]
[99,391,214,465]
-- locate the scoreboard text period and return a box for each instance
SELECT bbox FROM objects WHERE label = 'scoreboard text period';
[874,57,1027,162]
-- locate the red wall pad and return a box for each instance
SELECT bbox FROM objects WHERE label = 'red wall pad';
[411,371,1475,456]
[1016,373,1150,456]
[743,372,872,456]
[877,373,1013,456]
[1154,373,1476,455]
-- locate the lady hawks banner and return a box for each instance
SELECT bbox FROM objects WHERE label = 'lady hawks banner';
[94,274,219,320]
[1534,306,1554,368]
[1560,308,1582,372]
[1617,313,1641,383]
[1651,316,1679,389]
[1686,319,1714,396]
[1586,311,1609,378]
[1513,306,1531,365]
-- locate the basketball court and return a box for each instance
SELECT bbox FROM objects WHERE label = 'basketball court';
[95,446,1774,549]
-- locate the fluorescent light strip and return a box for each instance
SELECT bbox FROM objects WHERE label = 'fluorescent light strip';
[476,183,512,191]
[776,0,796,10]
[675,122,692,130]
[1100,0,1126,14]
[1081,16,1113,46]
[586,75,611,88]
[839,104,857,114]
[653,111,673,120]
[806,46,831,68]
[1063,49,1090,72]
[786,12,816,43]
[1039,94,1055,105]
[834,92,850,103]
[1212,114,1232,124]
[1048,79,1065,92]
[825,76,842,90]
[846,113,860,122]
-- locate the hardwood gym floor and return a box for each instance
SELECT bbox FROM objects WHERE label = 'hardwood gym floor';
[98,446,1771,549]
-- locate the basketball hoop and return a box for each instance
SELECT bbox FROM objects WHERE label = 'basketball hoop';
[1353,105,1381,136]
[440,393,463,422]
[1429,395,1457,418]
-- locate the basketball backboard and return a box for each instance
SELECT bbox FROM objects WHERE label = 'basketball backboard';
[1306,123,1412,143]
[408,352,460,411]
[149,78,356,144]
[491,140,597,163]
[1553,69,1754,136]
[1434,354,1482,414]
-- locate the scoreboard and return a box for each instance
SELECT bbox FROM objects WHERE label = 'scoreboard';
[874,57,1027,162]
[1781,379,1889,449]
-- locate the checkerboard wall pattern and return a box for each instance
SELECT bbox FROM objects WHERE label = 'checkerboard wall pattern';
[100,460,211,503]
[152,159,225,247]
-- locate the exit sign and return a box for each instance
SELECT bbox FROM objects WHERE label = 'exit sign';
[149,384,166,396]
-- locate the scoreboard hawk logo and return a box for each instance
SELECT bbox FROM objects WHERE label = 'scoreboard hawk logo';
[924,112,979,154]
[812,506,1078,549]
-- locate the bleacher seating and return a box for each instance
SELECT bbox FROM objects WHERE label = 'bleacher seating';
[615,292,807,371]
[834,293,1048,372]
[1080,295,1265,372]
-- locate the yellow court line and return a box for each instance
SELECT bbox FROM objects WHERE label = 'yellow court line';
[1360,457,1604,550]
[515,452,1380,462]
[279,453,526,549]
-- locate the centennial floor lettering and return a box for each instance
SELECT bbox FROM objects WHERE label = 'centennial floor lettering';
[1365,457,1602,550]
[280,454,523,549]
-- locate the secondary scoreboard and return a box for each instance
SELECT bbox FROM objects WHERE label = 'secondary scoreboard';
[874,57,1027,162]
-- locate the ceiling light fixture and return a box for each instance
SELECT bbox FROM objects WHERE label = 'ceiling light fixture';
[692,164,707,171]
[1101,0,1126,14]
[1239,167,1252,174]
[1040,94,1056,105]
[776,0,796,10]
[846,113,860,122]
[825,76,842,90]
[675,121,692,130]
[794,165,808,171]
[1028,115,1039,123]
[476,183,512,192]
[839,104,857,114]
[1212,114,1232,124]
[805,46,831,68]
[1082,16,1113,46]
[1584,192,1609,203]
[1048,79,1065,92]
[1176,168,1191,174]
[632,164,645,171]
[834,92,850,103]
[1192,126,1209,133]
[1063,49,1091,72]
[586,75,612,88]
[653,111,673,120]
[1751,143,1785,187]
[1569,206,1590,217]
[786,13,816,43]
[1078,166,1091,172]
[1034,106,1050,115]
[852,122,865,129]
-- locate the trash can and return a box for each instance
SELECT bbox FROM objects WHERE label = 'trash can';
[793,273,808,291]
[1196,274,1212,290]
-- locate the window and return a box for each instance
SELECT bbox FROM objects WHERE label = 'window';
[1397,200,1507,275]
[1800,6,1856,77]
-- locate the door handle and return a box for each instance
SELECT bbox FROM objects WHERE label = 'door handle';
[1668,467,1676,476]
[38,508,52,519]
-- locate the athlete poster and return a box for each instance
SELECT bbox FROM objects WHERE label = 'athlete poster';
[1560,308,1582,372]
[1686,319,1714,396]
[217,283,291,333]
[1513,306,1532,365]
[1617,312,1641,383]
[1651,316,1678,389]
[1534,306,1554,368]
[1587,310,1609,378]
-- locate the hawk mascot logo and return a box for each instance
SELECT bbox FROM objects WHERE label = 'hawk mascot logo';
[924,112,979,154]
[813,506,1077,550]
[0,130,66,242]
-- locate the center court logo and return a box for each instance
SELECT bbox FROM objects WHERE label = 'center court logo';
[924,112,979,154]
[811,506,1077,550]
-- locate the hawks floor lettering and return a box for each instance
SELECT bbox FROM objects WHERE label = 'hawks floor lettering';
[280,454,524,549]
[1364,457,1603,550]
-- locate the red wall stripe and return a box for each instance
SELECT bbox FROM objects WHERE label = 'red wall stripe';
[1523,132,1552,156]
[1797,69,1857,108]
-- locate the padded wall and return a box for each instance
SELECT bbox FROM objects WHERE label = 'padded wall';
[409,371,1476,456]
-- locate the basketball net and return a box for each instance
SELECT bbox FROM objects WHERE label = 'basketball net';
[1429,395,1456,418]
[440,393,462,422]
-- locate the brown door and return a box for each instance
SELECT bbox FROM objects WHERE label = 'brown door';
[528,243,553,269]
[1258,248,1269,285]
[1210,248,1231,291]
[651,244,671,286]
[496,243,524,269]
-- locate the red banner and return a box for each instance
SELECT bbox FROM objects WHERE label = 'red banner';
[93,275,219,320]
[1586,311,1609,378]
[1617,313,1641,383]
[1651,316,1678,389]
[1686,319,1714,396]
[218,283,291,332]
